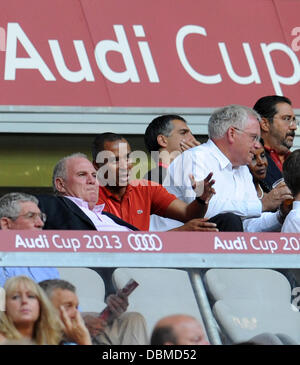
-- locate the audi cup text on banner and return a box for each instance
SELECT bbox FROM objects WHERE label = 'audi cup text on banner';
[0,0,299,108]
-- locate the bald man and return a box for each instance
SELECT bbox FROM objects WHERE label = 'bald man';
[150,314,209,345]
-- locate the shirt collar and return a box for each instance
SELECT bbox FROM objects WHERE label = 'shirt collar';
[65,196,105,213]
[293,201,300,209]
[207,139,232,170]
[264,145,291,159]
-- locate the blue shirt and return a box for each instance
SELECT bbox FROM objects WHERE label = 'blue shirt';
[0,267,60,287]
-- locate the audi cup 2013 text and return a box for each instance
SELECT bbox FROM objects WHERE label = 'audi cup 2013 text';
[14,232,163,253]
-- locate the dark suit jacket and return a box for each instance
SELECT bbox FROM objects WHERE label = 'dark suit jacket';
[36,194,138,231]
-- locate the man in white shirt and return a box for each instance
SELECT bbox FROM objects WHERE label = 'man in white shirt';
[151,104,284,232]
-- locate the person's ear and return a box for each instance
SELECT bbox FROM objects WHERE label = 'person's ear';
[55,177,66,193]
[92,160,99,171]
[0,217,11,230]
[157,134,168,148]
[227,126,236,144]
[260,117,270,133]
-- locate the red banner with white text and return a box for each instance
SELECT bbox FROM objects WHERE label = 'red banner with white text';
[1,230,300,255]
[0,0,299,108]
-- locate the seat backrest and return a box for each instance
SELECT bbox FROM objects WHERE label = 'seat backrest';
[112,268,206,336]
[57,267,106,313]
[204,268,291,303]
[213,298,300,344]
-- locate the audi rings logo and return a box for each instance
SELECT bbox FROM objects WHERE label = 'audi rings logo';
[127,234,163,251]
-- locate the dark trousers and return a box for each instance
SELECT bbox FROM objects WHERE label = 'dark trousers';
[209,213,243,232]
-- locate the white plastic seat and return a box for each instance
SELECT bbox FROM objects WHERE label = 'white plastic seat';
[57,267,106,313]
[213,299,300,344]
[204,268,291,303]
[112,268,207,337]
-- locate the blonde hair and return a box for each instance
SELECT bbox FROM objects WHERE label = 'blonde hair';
[0,276,63,345]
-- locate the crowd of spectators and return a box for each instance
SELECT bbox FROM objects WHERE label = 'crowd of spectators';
[0,95,299,345]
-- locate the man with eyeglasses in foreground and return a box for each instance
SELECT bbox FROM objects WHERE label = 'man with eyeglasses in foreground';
[151,104,289,232]
[0,192,60,286]
[253,95,298,189]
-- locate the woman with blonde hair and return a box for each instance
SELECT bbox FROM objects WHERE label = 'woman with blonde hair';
[0,275,63,345]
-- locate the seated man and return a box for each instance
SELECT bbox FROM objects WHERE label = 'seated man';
[150,314,209,345]
[40,278,148,346]
[143,114,200,184]
[92,132,239,232]
[151,104,289,232]
[0,192,45,231]
[37,152,137,232]
[0,191,148,345]
[0,192,60,284]
[253,95,297,189]
[39,279,92,345]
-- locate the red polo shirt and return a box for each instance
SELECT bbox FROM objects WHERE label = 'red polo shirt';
[97,179,177,230]
[264,145,290,172]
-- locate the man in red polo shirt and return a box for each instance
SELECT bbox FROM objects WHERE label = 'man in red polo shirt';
[253,95,298,189]
[92,133,218,232]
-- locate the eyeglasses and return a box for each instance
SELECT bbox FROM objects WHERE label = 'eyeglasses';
[233,127,260,143]
[8,212,47,223]
[273,115,300,127]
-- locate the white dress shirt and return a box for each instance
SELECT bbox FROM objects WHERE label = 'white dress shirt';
[150,139,263,231]
[281,201,300,233]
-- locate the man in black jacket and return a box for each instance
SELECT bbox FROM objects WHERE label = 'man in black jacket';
[37,152,137,232]
[36,152,148,345]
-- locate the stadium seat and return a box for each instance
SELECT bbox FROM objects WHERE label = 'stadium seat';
[57,267,106,313]
[203,268,292,303]
[213,299,300,344]
[112,268,207,338]
[202,268,300,344]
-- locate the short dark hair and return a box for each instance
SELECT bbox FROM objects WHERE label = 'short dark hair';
[253,95,292,121]
[39,279,76,298]
[144,115,187,153]
[283,149,300,197]
[92,132,124,162]
[150,325,177,345]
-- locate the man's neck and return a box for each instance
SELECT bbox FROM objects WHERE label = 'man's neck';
[263,136,290,157]
[211,138,237,167]
[105,185,127,200]
[159,148,181,166]
[294,192,300,202]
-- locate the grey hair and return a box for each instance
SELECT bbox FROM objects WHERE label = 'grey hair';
[0,192,39,219]
[39,279,76,299]
[208,104,261,139]
[52,152,88,193]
